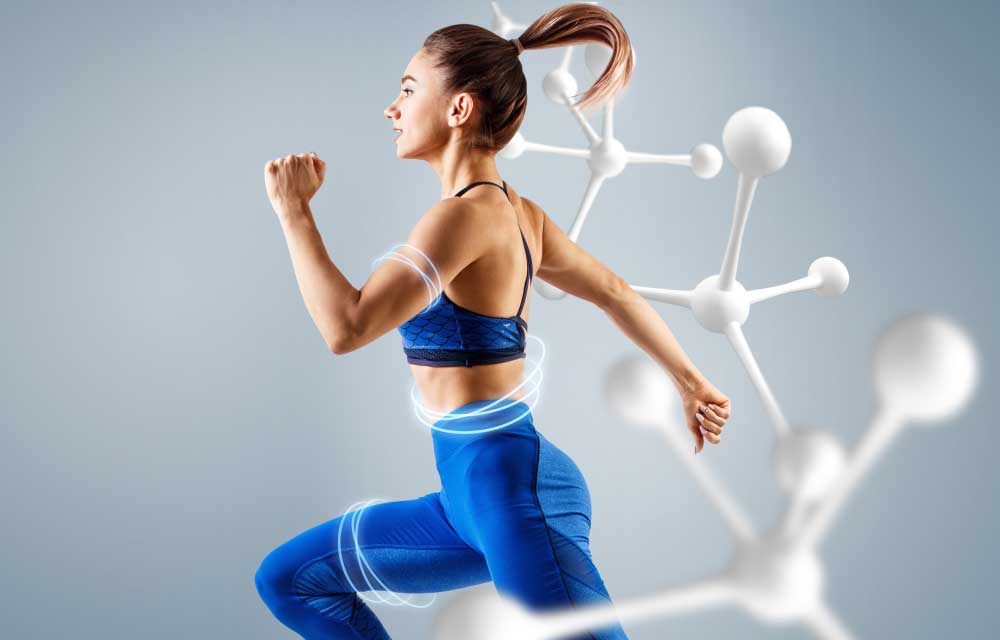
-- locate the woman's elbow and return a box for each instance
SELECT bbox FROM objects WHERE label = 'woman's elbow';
[328,332,359,355]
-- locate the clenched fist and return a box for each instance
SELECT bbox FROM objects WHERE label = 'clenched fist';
[264,152,327,217]
[679,377,731,454]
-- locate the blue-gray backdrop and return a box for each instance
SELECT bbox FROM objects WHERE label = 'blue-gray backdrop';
[2,1,996,638]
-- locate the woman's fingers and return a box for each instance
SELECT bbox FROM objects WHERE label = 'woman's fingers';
[689,419,704,453]
[701,405,727,428]
[702,427,721,445]
[695,412,722,436]
[708,403,730,419]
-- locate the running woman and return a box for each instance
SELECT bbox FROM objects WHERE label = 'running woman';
[256,4,731,638]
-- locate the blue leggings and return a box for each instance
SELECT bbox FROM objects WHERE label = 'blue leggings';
[254,399,628,639]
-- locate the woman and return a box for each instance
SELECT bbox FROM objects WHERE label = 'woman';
[255,4,731,639]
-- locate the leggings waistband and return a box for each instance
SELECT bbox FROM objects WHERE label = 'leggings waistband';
[429,397,535,436]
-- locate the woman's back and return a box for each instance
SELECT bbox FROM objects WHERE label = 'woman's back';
[408,180,543,415]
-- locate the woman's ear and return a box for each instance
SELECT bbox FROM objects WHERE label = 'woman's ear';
[447,92,476,128]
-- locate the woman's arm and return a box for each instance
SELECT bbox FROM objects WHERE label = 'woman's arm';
[531,196,730,452]
[531,197,702,392]
[275,199,488,354]
[276,203,358,352]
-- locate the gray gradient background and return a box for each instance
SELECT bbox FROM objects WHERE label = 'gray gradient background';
[2,1,997,638]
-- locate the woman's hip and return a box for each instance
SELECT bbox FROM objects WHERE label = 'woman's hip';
[429,399,593,546]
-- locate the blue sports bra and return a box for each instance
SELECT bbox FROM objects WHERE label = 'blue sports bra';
[398,180,533,367]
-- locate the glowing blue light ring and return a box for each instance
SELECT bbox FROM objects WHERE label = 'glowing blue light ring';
[335,499,437,608]
[412,335,546,420]
[369,243,445,314]
[410,362,542,424]
[370,252,442,311]
[386,243,443,296]
[410,335,545,422]
[412,375,543,434]
[370,252,437,295]
[350,500,437,608]
[409,335,547,434]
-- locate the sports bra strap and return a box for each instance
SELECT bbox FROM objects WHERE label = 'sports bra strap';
[453,180,510,199]
[454,179,533,321]
[515,229,532,319]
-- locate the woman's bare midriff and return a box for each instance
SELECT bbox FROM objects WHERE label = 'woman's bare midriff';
[410,358,527,413]
[410,358,529,416]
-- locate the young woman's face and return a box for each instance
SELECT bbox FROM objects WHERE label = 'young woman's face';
[384,50,451,160]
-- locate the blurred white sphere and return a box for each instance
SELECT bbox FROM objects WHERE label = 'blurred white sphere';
[583,43,636,103]
[690,143,723,179]
[729,537,824,623]
[772,429,846,502]
[533,278,568,300]
[872,314,978,424]
[498,131,527,160]
[542,68,578,105]
[432,585,540,640]
[584,43,612,79]
[808,257,850,297]
[722,107,792,178]
[605,355,673,428]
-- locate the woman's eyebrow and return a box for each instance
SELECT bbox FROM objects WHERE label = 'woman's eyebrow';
[401,74,418,84]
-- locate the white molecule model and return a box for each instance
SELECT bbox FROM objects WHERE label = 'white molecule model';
[433,584,542,640]
[634,107,850,437]
[489,1,528,39]
[433,322,976,640]
[495,2,844,440]
[492,4,722,301]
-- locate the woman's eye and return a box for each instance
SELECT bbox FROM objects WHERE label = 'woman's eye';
[402,88,414,96]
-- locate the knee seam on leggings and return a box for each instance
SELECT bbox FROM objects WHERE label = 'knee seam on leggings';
[532,431,599,640]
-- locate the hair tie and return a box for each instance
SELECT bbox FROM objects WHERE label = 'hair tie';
[509,37,524,56]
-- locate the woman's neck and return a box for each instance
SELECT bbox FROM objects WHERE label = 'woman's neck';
[428,140,502,200]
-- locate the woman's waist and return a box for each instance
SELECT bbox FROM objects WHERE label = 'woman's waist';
[410,364,528,417]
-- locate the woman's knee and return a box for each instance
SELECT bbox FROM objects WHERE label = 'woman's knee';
[255,544,300,610]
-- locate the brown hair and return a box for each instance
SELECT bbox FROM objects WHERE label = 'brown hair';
[422,2,634,153]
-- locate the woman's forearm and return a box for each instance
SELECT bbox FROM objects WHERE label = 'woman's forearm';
[601,282,705,393]
[277,204,358,351]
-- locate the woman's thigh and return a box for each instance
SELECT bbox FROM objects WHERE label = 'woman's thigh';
[462,431,629,639]
[256,491,492,601]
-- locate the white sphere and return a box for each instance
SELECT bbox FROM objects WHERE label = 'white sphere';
[808,257,849,297]
[542,68,578,105]
[772,429,846,502]
[722,107,792,178]
[498,131,527,160]
[432,585,540,640]
[729,537,824,623]
[604,355,674,428]
[588,137,628,177]
[690,275,750,334]
[533,278,567,300]
[872,314,979,424]
[690,143,723,179]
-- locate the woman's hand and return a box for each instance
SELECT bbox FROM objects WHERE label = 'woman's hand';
[265,152,326,218]
[679,377,731,454]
